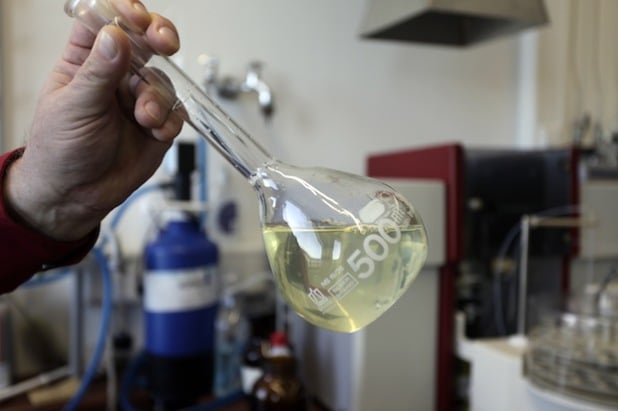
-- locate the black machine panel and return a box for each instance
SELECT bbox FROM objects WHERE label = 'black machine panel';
[463,148,575,260]
[459,148,576,338]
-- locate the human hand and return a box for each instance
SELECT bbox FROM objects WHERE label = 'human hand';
[4,0,182,241]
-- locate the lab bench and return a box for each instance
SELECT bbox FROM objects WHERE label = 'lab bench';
[1,378,328,410]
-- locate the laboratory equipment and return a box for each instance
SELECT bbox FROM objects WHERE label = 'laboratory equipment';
[526,267,618,408]
[250,331,308,411]
[214,292,249,397]
[144,218,219,408]
[143,142,220,408]
[64,0,428,333]
[359,0,548,47]
[456,276,618,411]
[359,143,618,411]
[526,312,618,408]
[241,337,266,396]
[363,144,575,411]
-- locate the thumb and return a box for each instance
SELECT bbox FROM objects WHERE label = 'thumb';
[72,25,131,99]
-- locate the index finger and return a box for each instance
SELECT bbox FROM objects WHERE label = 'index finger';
[110,0,152,33]
[144,14,180,56]
[111,1,180,56]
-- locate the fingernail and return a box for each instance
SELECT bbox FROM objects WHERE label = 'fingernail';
[129,74,141,94]
[133,1,147,15]
[145,100,161,120]
[158,26,180,48]
[98,30,118,60]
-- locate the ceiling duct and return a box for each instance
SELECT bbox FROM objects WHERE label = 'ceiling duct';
[360,0,549,47]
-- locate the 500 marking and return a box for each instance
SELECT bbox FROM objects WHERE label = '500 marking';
[347,217,401,279]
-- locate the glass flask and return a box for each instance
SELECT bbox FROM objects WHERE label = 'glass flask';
[65,0,428,333]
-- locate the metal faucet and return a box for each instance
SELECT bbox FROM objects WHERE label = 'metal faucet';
[202,57,274,119]
[240,62,274,118]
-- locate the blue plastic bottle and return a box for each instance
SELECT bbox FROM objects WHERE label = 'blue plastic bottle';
[144,218,219,409]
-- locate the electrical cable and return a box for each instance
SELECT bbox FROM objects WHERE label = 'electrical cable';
[492,205,581,336]
[492,223,521,335]
[110,183,168,232]
[119,350,145,411]
[63,247,113,411]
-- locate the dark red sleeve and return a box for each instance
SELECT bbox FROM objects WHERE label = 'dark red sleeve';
[0,149,99,293]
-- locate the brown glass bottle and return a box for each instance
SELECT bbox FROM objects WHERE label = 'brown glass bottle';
[242,337,266,395]
[250,355,307,411]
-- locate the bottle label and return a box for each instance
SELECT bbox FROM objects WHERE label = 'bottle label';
[241,366,263,394]
[144,267,218,312]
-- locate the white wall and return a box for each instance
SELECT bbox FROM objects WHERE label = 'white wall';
[535,0,618,147]
[2,0,522,164]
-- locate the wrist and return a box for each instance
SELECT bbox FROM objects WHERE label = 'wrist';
[3,154,100,242]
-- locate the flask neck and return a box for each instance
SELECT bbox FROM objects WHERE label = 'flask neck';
[142,56,275,180]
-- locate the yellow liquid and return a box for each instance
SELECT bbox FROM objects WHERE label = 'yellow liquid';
[263,224,427,332]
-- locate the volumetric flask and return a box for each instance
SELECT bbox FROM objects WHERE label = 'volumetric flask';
[65,0,428,333]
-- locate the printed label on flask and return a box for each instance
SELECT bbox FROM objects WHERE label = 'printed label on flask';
[144,267,218,312]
